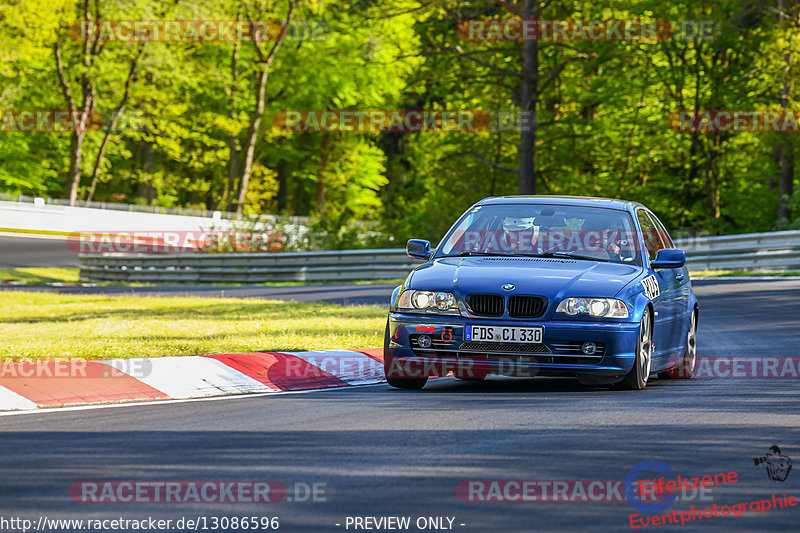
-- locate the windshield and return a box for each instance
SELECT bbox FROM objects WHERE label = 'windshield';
[436,203,642,266]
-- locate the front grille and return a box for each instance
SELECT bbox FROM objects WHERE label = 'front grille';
[466,294,504,316]
[459,341,551,354]
[482,257,577,264]
[507,295,547,318]
[485,355,599,365]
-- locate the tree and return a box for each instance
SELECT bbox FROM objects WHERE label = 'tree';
[231,0,296,214]
[774,0,798,226]
[52,0,148,205]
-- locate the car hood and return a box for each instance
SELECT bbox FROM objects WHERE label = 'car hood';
[408,256,642,301]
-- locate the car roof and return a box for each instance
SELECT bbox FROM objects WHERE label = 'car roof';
[475,195,644,212]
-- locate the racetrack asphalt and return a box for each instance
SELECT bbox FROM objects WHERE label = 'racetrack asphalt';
[0,235,78,268]
[0,279,798,532]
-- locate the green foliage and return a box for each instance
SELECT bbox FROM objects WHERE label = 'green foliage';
[0,0,798,243]
[783,189,800,230]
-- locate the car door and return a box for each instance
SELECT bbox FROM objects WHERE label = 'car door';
[651,212,692,343]
[636,209,679,360]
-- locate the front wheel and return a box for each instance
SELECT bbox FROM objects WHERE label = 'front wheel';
[620,308,652,390]
[383,319,428,390]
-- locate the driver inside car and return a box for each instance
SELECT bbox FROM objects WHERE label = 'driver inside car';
[483,216,540,253]
[602,225,635,262]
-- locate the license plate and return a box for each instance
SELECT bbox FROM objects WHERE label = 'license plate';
[465,325,543,343]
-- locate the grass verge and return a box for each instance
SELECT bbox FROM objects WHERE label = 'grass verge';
[0,291,385,362]
[0,228,73,237]
[0,268,80,284]
[0,268,404,287]
[0,267,402,287]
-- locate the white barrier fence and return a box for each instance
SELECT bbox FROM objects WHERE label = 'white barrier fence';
[0,196,309,247]
[0,193,309,223]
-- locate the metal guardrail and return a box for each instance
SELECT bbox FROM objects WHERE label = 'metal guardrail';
[676,230,800,271]
[79,231,800,283]
[79,249,419,283]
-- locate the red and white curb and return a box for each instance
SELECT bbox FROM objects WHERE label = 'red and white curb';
[0,349,384,411]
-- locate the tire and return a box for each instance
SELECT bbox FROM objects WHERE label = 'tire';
[666,309,697,379]
[620,307,652,390]
[383,319,428,390]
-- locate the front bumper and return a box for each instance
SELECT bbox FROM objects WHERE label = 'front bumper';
[386,312,640,379]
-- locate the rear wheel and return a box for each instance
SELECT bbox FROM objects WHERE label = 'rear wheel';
[620,308,652,390]
[666,309,697,379]
[383,319,428,390]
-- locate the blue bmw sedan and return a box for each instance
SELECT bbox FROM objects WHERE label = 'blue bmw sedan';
[384,196,698,390]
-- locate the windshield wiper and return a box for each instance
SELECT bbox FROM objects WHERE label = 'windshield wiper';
[452,251,506,257]
[536,251,610,263]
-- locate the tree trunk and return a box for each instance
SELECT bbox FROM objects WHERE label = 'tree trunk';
[778,150,794,222]
[224,10,241,211]
[277,159,287,212]
[315,132,331,213]
[704,134,721,220]
[236,66,269,213]
[84,122,115,204]
[517,0,538,195]
[138,139,156,203]
[294,174,305,215]
[235,2,295,214]
[55,40,92,207]
[141,139,155,174]
[85,42,146,204]
[776,0,795,224]
[54,0,101,206]
[66,132,85,205]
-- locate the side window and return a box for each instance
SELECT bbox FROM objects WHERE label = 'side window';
[636,210,666,261]
[651,214,675,248]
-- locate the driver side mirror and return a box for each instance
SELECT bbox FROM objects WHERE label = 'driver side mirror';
[406,239,432,260]
[651,248,686,269]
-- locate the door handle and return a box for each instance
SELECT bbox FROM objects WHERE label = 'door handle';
[675,273,685,281]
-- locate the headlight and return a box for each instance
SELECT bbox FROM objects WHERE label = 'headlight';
[556,297,629,318]
[397,290,459,314]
